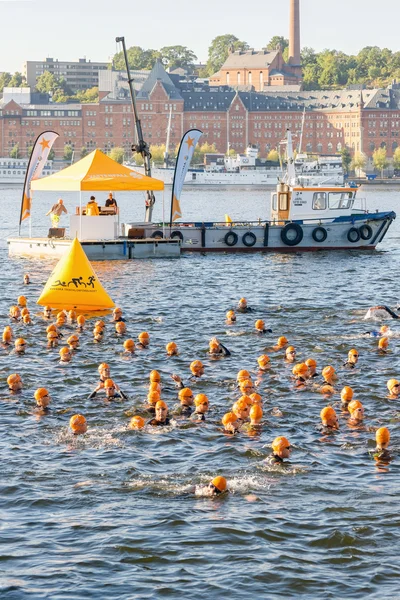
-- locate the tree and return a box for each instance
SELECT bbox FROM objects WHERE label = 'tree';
[75,87,99,103]
[393,147,400,170]
[267,36,289,52]
[373,147,388,177]
[133,153,144,166]
[159,46,197,71]
[352,152,366,176]
[149,144,166,164]
[63,144,73,162]
[267,149,280,163]
[340,147,352,175]
[206,34,249,76]
[48,149,55,161]
[10,144,20,159]
[9,72,26,87]
[36,71,58,94]
[109,147,125,164]
[80,146,88,159]
[113,46,159,71]
[0,72,11,92]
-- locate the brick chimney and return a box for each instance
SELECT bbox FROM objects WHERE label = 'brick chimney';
[288,0,301,67]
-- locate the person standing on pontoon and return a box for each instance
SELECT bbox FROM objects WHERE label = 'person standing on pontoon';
[45,198,68,227]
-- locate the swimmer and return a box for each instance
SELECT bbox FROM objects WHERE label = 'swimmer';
[137,331,150,349]
[70,414,88,435]
[112,307,125,322]
[23,274,30,285]
[103,378,124,400]
[378,337,389,354]
[237,297,252,313]
[21,307,29,318]
[149,381,161,394]
[90,362,111,395]
[347,400,364,425]
[239,378,254,395]
[237,369,251,384]
[149,370,161,384]
[208,337,231,357]
[56,317,66,329]
[340,386,354,409]
[343,348,359,369]
[95,320,105,331]
[267,436,291,464]
[250,392,262,405]
[191,394,209,421]
[68,310,77,322]
[7,373,22,392]
[364,305,399,320]
[373,427,391,461]
[34,387,51,411]
[67,334,79,350]
[123,339,135,354]
[93,326,104,342]
[22,314,32,325]
[2,326,13,345]
[292,363,309,387]
[305,358,318,378]
[147,400,170,426]
[319,366,338,394]
[174,388,194,416]
[285,346,297,363]
[190,360,205,379]
[255,319,272,334]
[320,406,339,431]
[43,306,52,319]
[274,336,288,351]
[9,306,20,321]
[17,295,27,308]
[166,342,178,356]
[47,323,62,339]
[257,355,270,371]
[364,324,391,337]
[56,311,67,325]
[15,338,27,354]
[249,404,263,426]
[47,331,59,348]
[115,322,126,336]
[200,476,228,496]
[232,397,251,425]
[77,315,85,331]
[387,378,400,399]
[226,310,236,324]
[129,415,145,430]
[59,347,72,363]
[144,391,161,414]
[222,412,239,434]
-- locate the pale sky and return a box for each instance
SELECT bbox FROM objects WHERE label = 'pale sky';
[0,0,399,73]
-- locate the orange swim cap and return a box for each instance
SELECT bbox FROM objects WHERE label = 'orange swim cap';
[190,360,203,371]
[155,400,167,410]
[15,338,26,348]
[57,311,66,320]
[255,319,265,331]
[226,310,236,320]
[46,324,57,333]
[59,347,70,356]
[21,308,30,317]
[239,395,253,405]
[239,379,253,393]
[104,378,115,389]
[348,348,359,357]
[67,335,79,345]
[222,412,237,426]
[95,320,105,329]
[68,310,77,320]
[34,388,49,401]
[348,400,364,415]
[387,379,399,393]
[320,406,337,422]
[305,358,317,368]
[147,391,161,405]
[341,386,354,402]
[257,355,270,368]
[292,363,308,376]
[380,325,389,334]
[69,414,87,434]
[166,342,178,355]
[115,322,126,334]
[77,315,85,326]
[113,307,122,314]
[286,346,296,355]
[123,339,135,351]
[129,415,145,430]
[277,336,288,348]
[47,331,58,341]
[272,436,290,453]
[22,315,31,324]
[239,297,247,306]
[237,369,250,381]
[376,427,390,445]
[7,374,21,385]
[250,392,262,405]
[178,388,193,400]
[17,296,27,307]
[149,382,161,393]
[149,370,161,383]
[211,476,227,492]
[322,366,336,379]
[250,404,263,419]
[379,337,389,349]
[138,331,149,341]
[98,362,110,373]
[194,394,209,406]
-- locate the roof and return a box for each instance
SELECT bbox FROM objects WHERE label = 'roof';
[220,50,279,70]
[137,60,183,100]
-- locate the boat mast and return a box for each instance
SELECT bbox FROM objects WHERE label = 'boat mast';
[285,129,296,185]
[116,36,155,222]
[164,106,172,168]
[298,107,306,154]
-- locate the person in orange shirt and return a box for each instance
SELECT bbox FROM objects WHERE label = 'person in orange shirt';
[86,196,99,216]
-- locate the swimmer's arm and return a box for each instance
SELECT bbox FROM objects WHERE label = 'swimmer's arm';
[170,374,184,388]
[219,343,231,357]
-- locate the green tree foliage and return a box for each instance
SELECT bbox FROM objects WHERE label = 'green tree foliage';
[159,46,197,71]
[10,143,20,158]
[113,46,160,71]
[75,87,99,103]
[48,149,55,161]
[109,147,125,164]
[267,36,289,52]
[373,147,388,177]
[393,147,400,170]
[340,147,352,174]
[0,72,11,92]
[9,72,26,87]
[36,71,58,94]
[206,34,249,76]
[267,149,280,163]
[80,146,89,159]
[192,142,218,164]
[352,152,366,176]
[63,144,73,162]
[150,144,167,164]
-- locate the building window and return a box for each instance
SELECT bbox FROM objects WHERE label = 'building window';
[226,72,230,85]
[237,72,241,85]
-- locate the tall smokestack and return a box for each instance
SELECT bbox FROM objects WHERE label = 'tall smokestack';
[289,0,301,66]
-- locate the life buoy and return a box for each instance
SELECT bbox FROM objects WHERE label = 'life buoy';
[242,232,257,247]
[224,231,238,247]
[347,227,360,243]
[359,224,373,241]
[151,230,164,239]
[171,230,184,241]
[312,226,327,243]
[281,223,303,246]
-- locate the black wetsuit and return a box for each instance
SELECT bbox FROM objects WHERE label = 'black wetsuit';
[148,417,170,427]
[267,454,284,464]
[210,343,231,357]
[191,411,206,421]
[343,361,356,369]
[175,405,193,417]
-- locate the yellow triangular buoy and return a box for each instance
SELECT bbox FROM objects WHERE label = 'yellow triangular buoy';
[37,238,115,311]
[225,214,232,224]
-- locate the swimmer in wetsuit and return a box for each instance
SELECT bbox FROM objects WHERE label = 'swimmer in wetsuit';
[285,346,297,363]
[93,326,104,343]
[249,404,263,426]
[340,386,354,410]
[318,366,337,394]
[7,373,22,393]
[387,379,400,399]
[320,406,339,433]
[137,331,150,349]
[305,358,319,378]
[364,305,399,320]
[255,319,272,334]
[347,400,365,426]
[232,397,251,427]
[103,378,124,400]
[239,378,254,396]
[202,476,228,496]
[343,348,359,369]
[373,427,391,462]
[292,363,309,387]
[129,416,145,430]
[378,337,389,354]
[257,354,270,371]
[34,387,51,411]
[226,310,236,324]
[14,338,27,355]
[364,324,391,338]
[144,391,161,414]
[9,306,20,321]
[267,436,291,464]
[59,347,72,364]
[123,339,135,355]
[147,400,170,426]
[2,326,13,346]
[166,342,178,356]
[209,337,231,357]
[237,297,253,313]
[112,307,125,323]
[70,414,87,435]
[174,388,194,417]
[191,394,209,421]
[273,336,289,351]
[24,274,30,285]
[221,411,239,434]
[89,363,128,399]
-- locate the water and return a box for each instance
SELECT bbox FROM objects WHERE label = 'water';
[1,185,400,599]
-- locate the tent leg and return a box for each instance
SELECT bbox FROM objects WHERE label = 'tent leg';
[29,217,32,239]
[162,190,165,238]
[79,191,82,241]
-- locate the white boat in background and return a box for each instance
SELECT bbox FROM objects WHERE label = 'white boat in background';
[131,144,344,187]
[0,158,59,185]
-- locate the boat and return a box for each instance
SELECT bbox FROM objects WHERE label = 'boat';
[0,158,60,185]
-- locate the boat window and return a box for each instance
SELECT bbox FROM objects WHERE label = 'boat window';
[312,192,327,210]
[272,194,277,211]
[329,192,352,209]
[192,173,196,180]
[279,193,288,211]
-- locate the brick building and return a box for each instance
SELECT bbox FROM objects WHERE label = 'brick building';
[1,62,400,162]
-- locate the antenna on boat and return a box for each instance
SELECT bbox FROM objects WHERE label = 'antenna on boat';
[298,107,306,154]
[116,36,155,222]
[164,106,172,168]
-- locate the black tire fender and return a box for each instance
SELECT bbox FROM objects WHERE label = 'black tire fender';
[151,230,164,239]
[242,232,257,247]
[281,223,304,246]
[171,230,184,241]
[359,224,373,241]
[224,231,238,247]
[347,227,360,243]
[312,226,327,243]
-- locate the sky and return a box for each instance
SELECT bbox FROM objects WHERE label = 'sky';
[0,0,399,73]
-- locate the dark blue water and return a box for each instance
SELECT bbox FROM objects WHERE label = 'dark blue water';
[0,186,400,599]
